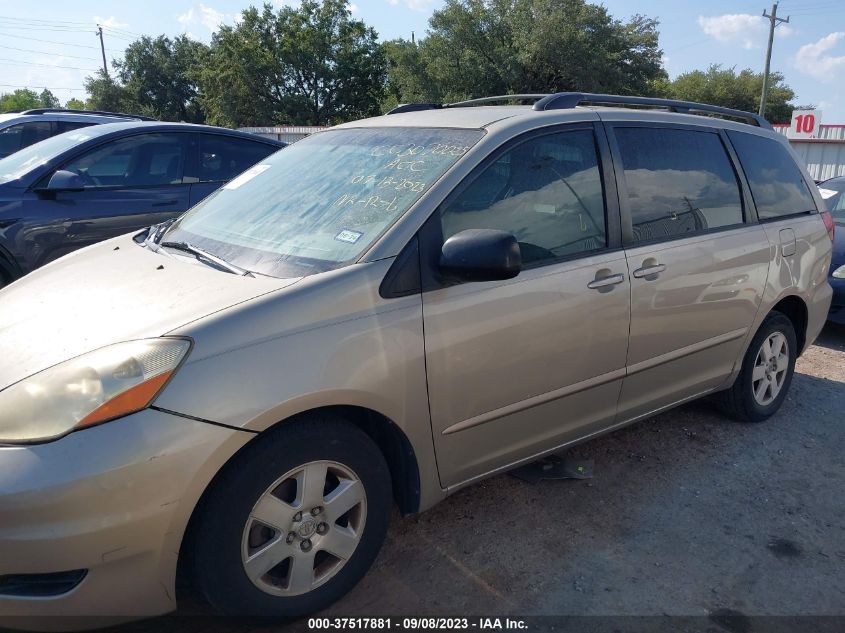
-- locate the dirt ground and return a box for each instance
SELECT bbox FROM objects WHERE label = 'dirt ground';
[112,322,845,632]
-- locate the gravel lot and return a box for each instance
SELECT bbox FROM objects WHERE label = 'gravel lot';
[110,322,845,632]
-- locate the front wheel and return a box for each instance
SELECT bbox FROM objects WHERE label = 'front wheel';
[191,416,392,617]
[718,311,797,422]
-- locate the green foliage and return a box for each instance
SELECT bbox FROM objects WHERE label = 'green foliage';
[116,35,209,122]
[195,0,386,126]
[385,0,666,105]
[84,70,137,114]
[661,65,796,124]
[65,98,87,110]
[38,89,61,109]
[0,89,42,112]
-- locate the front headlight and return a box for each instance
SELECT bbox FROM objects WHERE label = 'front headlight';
[0,338,190,443]
[833,264,845,279]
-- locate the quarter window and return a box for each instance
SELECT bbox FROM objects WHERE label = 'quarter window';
[615,127,744,243]
[440,130,607,266]
[727,131,817,220]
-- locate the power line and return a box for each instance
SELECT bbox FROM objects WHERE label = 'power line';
[0,43,99,61]
[0,83,86,91]
[0,57,99,72]
[0,15,97,26]
[0,31,103,49]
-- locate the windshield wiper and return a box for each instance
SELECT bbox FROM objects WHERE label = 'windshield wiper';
[160,241,254,277]
[144,217,177,245]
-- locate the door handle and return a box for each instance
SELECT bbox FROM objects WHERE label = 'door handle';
[587,273,625,289]
[632,263,666,278]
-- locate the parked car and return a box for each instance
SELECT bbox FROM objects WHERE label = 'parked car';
[818,176,844,323]
[0,122,285,287]
[0,93,833,626]
[0,108,154,159]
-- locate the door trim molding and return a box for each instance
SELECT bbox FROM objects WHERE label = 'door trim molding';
[626,327,748,376]
[441,367,626,435]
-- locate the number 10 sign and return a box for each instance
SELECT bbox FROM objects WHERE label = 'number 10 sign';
[788,109,823,139]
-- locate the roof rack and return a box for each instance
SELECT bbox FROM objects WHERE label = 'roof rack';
[386,92,771,128]
[20,108,157,121]
[532,93,771,128]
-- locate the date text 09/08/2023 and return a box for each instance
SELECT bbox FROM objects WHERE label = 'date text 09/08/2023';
[308,617,529,630]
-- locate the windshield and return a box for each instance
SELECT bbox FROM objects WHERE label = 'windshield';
[0,129,99,184]
[819,178,845,224]
[163,127,484,278]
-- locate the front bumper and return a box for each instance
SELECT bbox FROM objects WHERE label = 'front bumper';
[0,408,252,627]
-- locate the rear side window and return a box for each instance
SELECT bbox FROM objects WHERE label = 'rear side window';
[614,127,743,243]
[727,131,817,220]
[199,135,278,183]
[440,129,607,266]
[0,122,52,157]
[55,121,96,134]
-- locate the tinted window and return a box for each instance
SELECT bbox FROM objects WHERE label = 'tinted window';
[0,123,23,157]
[728,131,817,220]
[0,121,52,158]
[615,128,743,243]
[440,130,606,265]
[55,120,96,134]
[199,135,278,183]
[62,133,188,188]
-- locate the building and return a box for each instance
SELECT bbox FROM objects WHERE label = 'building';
[238,126,326,144]
[773,124,845,182]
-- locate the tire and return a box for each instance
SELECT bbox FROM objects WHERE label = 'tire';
[191,415,392,617]
[718,311,797,423]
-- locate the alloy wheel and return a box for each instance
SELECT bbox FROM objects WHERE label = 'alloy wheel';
[752,331,789,406]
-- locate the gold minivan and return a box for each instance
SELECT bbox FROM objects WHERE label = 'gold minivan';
[0,93,834,626]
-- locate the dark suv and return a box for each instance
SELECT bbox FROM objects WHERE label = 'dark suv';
[0,108,154,159]
[0,121,284,287]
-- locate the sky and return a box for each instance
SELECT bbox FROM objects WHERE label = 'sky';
[0,0,843,120]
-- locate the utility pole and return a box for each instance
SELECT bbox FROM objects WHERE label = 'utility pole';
[96,25,108,77]
[759,2,789,118]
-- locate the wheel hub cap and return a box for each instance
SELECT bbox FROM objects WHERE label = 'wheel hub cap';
[240,460,367,597]
[752,331,789,406]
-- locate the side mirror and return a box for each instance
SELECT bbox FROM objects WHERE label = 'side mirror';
[440,229,522,282]
[44,170,85,192]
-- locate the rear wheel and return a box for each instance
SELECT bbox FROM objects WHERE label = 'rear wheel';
[718,311,797,422]
[191,416,392,617]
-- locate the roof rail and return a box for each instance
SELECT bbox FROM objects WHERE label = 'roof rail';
[20,108,157,121]
[387,92,770,128]
[533,93,771,128]
[387,95,545,115]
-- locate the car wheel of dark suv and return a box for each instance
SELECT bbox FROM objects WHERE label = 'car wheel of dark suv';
[718,311,797,423]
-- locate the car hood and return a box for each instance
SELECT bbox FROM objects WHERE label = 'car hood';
[0,233,299,390]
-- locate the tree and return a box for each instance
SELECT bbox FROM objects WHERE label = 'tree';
[38,89,60,109]
[65,98,87,110]
[661,65,795,124]
[116,35,208,122]
[83,70,138,114]
[0,88,41,112]
[196,0,386,126]
[385,0,666,105]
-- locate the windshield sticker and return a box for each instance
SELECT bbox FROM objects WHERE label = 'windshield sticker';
[224,164,272,190]
[818,187,837,199]
[335,229,363,244]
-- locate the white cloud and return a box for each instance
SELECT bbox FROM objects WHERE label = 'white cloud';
[794,32,845,83]
[386,0,435,10]
[349,3,359,13]
[94,15,128,29]
[697,13,793,50]
[177,3,231,33]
